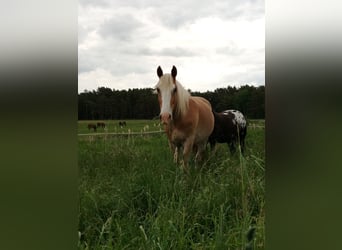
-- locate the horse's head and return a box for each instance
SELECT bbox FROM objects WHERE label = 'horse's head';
[155,65,178,125]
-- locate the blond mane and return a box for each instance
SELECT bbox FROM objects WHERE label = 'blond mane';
[174,80,190,117]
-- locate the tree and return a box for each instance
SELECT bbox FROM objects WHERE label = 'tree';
[78,85,264,120]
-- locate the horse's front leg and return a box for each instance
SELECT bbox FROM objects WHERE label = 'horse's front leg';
[173,146,179,163]
[168,140,179,164]
[182,137,195,171]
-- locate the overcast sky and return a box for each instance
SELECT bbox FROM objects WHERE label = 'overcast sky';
[78,0,264,93]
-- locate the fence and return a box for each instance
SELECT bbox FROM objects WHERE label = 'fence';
[78,124,264,137]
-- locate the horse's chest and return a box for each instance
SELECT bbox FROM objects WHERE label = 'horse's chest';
[170,128,187,146]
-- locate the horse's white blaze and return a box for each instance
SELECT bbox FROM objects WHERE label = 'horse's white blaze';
[156,75,179,122]
[160,88,173,117]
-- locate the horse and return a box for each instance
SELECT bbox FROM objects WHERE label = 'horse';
[208,109,247,154]
[155,65,214,169]
[119,121,126,128]
[97,122,106,128]
[87,123,97,132]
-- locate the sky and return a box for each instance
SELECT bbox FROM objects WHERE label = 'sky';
[78,0,265,93]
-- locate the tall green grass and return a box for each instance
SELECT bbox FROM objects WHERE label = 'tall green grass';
[78,121,265,249]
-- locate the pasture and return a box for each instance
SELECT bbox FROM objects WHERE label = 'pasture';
[78,120,163,135]
[78,120,265,249]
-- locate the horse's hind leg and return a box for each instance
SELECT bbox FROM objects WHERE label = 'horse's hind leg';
[195,142,207,166]
[240,137,245,154]
[229,141,236,154]
[173,146,179,163]
[209,139,216,151]
[239,128,246,154]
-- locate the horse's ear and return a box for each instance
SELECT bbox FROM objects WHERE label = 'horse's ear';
[157,66,163,78]
[171,65,177,79]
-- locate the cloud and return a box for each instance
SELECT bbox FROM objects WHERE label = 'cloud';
[98,14,143,41]
[149,0,265,28]
[157,47,196,57]
[78,0,265,92]
[216,44,245,56]
[79,0,109,7]
[80,0,264,29]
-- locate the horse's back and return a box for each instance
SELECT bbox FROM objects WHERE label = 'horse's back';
[192,96,211,107]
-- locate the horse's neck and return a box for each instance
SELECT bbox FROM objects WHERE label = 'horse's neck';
[172,103,192,129]
[172,108,183,125]
[172,95,190,121]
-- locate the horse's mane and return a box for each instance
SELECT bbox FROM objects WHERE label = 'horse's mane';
[174,80,190,117]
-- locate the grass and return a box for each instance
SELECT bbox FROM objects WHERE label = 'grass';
[78,120,265,249]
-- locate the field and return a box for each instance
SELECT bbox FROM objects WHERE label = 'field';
[78,120,265,249]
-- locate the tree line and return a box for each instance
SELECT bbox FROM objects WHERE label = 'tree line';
[78,85,264,120]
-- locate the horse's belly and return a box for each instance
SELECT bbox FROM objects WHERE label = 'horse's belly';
[171,128,207,147]
[194,131,211,144]
[217,136,229,143]
[170,129,187,147]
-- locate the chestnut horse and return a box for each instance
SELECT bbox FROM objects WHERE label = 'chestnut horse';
[155,65,214,169]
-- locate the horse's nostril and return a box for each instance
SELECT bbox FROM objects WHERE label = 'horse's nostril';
[159,114,162,120]
[168,114,171,119]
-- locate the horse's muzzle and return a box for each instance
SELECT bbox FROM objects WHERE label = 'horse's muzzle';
[160,113,171,125]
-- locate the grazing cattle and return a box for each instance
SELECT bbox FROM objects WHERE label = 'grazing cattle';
[97,122,106,128]
[155,65,214,169]
[87,123,97,132]
[208,109,247,153]
[119,121,126,128]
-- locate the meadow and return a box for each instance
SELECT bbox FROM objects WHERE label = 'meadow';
[78,120,265,249]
